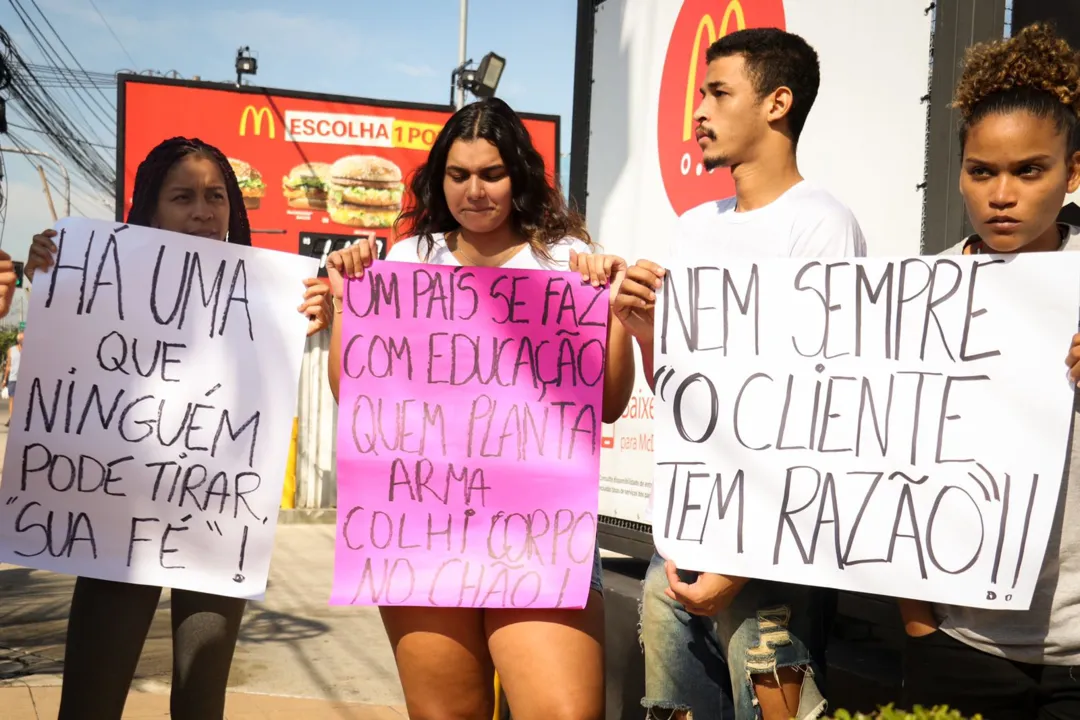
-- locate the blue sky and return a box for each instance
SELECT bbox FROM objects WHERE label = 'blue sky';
[0,0,580,264]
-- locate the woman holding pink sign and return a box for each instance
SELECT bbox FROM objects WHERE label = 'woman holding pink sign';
[326,97,635,720]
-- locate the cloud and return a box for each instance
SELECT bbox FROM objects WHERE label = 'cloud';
[0,175,110,302]
[30,0,367,73]
[388,62,438,79]
[1,178,61,261]
[495,79,527,103]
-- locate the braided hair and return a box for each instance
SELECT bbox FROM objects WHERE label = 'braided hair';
[127,137,252,246]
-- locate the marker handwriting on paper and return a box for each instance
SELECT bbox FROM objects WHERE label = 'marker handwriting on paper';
[653,254,1080,611]
[0,218,316,599]
[333,261,609,609]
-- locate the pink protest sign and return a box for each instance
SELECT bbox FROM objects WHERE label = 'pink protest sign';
[332,261,609,609]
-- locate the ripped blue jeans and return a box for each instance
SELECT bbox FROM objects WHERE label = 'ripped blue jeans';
[640,553,834,720]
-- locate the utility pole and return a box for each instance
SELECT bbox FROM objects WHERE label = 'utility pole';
[0,147,69,217]
[456,0,468,110]
[36,165,57,222]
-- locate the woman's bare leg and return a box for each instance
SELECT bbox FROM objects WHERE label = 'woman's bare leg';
[381,606,494,720]
[485,590,605,720]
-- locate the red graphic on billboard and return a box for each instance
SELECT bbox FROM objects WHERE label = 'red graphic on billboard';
[656,0,786,216]
[117,77,560,262]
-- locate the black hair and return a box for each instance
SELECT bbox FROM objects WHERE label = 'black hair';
[953,24,1080,154]
[394,97,590,261]
[126,136,252,246]
[705,27,820,141]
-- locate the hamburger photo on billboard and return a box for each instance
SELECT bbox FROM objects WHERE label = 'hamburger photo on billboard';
[282,162,332,211]
[327,155,404,228]
[228,158,266,210]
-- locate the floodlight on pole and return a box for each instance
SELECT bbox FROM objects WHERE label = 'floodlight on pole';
[235,46,257,86]
[450,51,507,109]
[468,53,505,98]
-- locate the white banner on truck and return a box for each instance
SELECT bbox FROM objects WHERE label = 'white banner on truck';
[588,0,935,527]
[652,253,1080,609]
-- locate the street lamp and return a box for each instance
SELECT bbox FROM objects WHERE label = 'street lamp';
[467,53,505,98]
[450,52,506,109]
[235,46,257,86]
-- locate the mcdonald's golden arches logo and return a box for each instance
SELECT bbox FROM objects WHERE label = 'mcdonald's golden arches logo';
[657,0,785,216]
[239,105,276,139]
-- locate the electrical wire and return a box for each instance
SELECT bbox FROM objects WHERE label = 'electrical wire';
[0,26,116,195]
[25,0,116,111]
[5,0,114,144]
[7,120,115,149]
[20,62,115,89]
[86,0,137,69]
[7,0,115,144]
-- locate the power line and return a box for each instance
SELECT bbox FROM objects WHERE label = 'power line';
[86,0,137,68]
[21,62,115,88]
[7,120,115,149]
[5,0,115,146]
[0,24,117,195]
[24,0,116,111]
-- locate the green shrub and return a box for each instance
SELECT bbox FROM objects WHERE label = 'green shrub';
[825,705,981,720]
[0,326,18,368]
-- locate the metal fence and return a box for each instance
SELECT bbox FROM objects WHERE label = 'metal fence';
[294,332,338,510]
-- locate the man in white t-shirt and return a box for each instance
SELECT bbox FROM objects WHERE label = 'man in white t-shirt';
[613,28,867,720]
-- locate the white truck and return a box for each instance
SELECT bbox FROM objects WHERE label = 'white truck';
[564,0,1017,716]
[581,0,934,561]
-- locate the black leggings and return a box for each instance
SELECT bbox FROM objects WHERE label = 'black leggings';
[58,576,247,720]
[904,629,1080,719]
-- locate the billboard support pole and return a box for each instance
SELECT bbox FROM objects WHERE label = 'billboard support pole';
[1,146,70,217]
[568,0,600,214]
[922,0,1006,253]
[456,0,469,110]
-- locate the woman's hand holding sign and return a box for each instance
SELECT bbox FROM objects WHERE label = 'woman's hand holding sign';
[299,279,332,337]
[1066,332,1080,385]
[0,250,17,319]
[25,229,58,282]
[568,249,627,292]
[569,250,637,424]
[325,237,380,403]
[325,237,380,310]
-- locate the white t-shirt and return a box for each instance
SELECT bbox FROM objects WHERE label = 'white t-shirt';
[648,180,868,513]
[385,232,591,269]
[669,180,868,262]
[933,225,1080,665]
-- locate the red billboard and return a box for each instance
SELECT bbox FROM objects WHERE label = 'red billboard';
[116,76,561,265]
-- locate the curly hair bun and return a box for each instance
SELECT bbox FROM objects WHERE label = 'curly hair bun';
[952,23,1080,119]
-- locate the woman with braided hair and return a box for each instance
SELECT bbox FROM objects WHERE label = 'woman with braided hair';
[900,24,1080,718]
[23,136,333,720]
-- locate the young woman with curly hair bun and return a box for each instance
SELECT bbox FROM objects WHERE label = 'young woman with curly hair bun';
[900,23,1080,719]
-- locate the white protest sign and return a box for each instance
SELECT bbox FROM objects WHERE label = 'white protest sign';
[0,218,317,599]
[653,253,1080,610]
